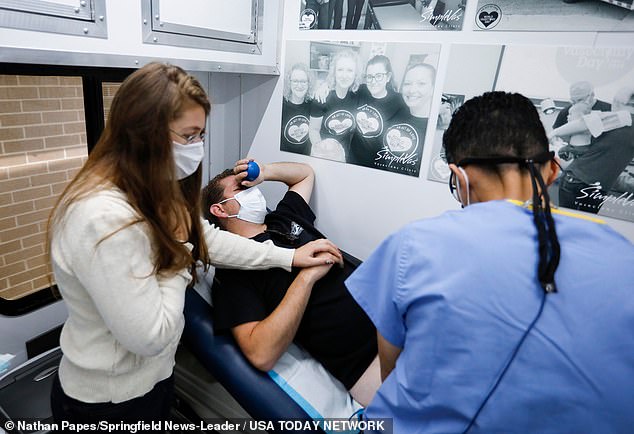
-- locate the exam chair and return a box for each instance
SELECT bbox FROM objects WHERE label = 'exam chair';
[182,252,362,433]
[182,287,328,434]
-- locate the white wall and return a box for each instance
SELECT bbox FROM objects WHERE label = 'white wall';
[243,1,634,260]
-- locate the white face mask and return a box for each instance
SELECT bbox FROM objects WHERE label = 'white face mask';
[218,186,267,224]
[173,140,204,180]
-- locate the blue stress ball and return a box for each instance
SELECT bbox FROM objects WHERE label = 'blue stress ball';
[245,161,260,181]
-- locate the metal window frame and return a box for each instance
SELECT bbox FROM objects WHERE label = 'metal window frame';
[0,0,107,38]
[141,0,263,55]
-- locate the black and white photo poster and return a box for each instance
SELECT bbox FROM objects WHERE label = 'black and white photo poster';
[299,1,468,31]
[475,0,634,32]
[281,40,440,177]
[427,44,634,222]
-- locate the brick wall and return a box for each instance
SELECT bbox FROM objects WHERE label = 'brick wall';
[0,75,88,300]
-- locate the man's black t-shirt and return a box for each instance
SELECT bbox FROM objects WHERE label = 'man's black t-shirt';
[212,191,377,389]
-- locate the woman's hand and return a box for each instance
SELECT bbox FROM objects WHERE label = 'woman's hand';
[234,158,265,188]
[314,82,330,104]
[292,239,343,268]
[298,252,335,284]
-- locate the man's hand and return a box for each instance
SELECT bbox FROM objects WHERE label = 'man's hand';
[292,239,343,268]
[234,159,265,187]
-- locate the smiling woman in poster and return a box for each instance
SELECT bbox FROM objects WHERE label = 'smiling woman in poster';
[399,62,435,119]
[309,49,362,162]
[348,55,408,168]
[377,62,436,177]
[281,63,314,156]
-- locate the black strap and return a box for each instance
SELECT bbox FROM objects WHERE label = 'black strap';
[456,151,554,168]
[457,151,560,293]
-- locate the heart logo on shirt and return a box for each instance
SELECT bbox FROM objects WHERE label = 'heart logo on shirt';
[327,118,353,134]
[299,9,317,29]
[386,129,413,152]
[288,123,309,142]
[302,14,315,25]
[356,112,380,135]
[478,12,498,27]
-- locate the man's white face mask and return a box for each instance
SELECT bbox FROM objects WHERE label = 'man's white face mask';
[218,186,267,224]
[173,140,204,180]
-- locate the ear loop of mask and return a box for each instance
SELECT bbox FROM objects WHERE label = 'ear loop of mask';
[455,167,470,207]
[217,197,239,218]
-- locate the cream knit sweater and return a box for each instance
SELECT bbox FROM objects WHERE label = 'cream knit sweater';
[50,187,293,403]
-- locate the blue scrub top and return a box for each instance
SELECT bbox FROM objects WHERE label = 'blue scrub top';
[346,200,634,434]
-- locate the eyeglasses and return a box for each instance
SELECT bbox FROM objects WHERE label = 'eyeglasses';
[365,73,387,83]
[170,129,206,145]
[290,79,308,85]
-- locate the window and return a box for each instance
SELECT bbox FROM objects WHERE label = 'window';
[0,64,132,316]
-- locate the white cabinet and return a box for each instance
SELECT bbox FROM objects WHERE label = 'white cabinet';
[0,0,107,37]
[142,0,262,55]
[0,0,281,74]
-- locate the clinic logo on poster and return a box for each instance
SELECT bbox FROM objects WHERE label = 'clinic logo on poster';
[299,8,317,30]
[324,110,355,136]
[356,105,384,138]
[419,7,464,30]
[284,115,310,144]
[475,4,501,29]
[375,123,421,174]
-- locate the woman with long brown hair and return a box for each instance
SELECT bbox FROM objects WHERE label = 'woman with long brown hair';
[47,62,341,426]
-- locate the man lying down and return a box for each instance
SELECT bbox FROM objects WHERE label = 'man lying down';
[201,160,380,407]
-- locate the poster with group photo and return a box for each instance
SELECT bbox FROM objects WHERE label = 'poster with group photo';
[280,40,440,177]
[299,0,467,31]
[474,0,634,32]
[427,44,634,222]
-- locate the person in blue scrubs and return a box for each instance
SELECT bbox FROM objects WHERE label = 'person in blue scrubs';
[346,91,634,434]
